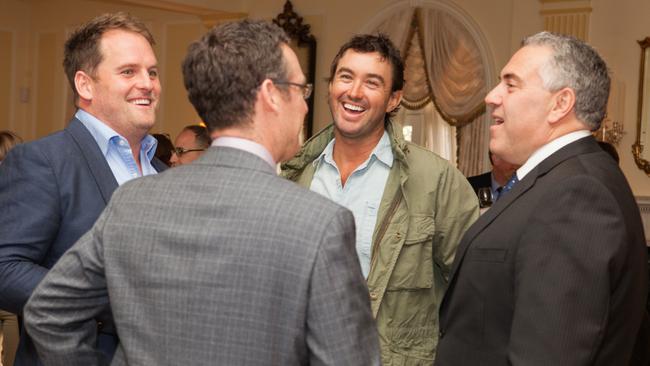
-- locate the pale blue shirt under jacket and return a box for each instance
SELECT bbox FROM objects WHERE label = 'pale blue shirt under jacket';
[310,131,392,278]
[76,109,158,185]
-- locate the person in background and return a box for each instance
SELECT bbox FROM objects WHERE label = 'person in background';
[0,130,22,163]
[435,31,648,366]
[170,124,210,166]
[0,12,166,365]
[152,133,174,167]
[24,19,380,366]
[0,131,22,366]
[467,151,520,202]
[281,33,478,364]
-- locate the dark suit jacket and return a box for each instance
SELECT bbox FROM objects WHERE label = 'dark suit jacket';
[467,171,492,195]
[435,136,648,366]
[0,118,166,365]
[24,146,380,365]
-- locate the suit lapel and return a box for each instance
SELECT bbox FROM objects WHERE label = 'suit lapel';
[66,118,118,203]
[446,136,601,284]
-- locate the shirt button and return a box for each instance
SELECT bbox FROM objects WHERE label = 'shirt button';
[395,232,402,239]
[369,291,378,301]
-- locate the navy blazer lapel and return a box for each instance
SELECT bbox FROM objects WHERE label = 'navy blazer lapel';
[446,136,599,284]
[66,118,118,203]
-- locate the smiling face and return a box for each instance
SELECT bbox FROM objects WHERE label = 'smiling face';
[485,45,556,165]
[81,29,160,142]
[328,50,401,143]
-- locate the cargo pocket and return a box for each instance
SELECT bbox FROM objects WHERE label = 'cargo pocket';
[386,326,437,364]
[386,215,435,290]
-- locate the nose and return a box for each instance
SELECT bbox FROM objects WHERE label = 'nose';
[170,152,179,166]
[484,84,501,107]
[137,70,154,90]
[348,80,363,100]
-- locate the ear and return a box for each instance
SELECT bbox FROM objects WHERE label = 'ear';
[258,79,281,113]
[386,90,403,113]
[548,87,575,124]
[75,71,94,101]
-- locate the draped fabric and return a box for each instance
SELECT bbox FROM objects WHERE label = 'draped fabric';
[369,6,490,176]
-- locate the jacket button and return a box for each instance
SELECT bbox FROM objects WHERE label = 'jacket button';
[369,291,378,301]
[439,330,445,339]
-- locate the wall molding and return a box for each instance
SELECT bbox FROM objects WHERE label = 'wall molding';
[88,0,247,27]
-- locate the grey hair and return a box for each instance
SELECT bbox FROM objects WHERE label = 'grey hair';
[523,31,610,130]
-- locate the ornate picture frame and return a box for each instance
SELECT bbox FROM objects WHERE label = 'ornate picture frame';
[273,0,317,139]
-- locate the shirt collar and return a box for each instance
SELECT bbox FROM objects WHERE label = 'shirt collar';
[76,109,157,161]
[517,129,591,180]
[313,130,394,168]
[212,136,276,168]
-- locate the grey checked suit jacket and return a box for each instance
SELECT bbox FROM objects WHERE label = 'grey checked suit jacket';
[435,136,649,365]
[24,146,380,366]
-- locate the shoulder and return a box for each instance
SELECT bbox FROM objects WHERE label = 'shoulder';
[399,141,465,184]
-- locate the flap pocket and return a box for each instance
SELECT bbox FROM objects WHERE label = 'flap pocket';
[404,215,435,244]
[466,248,507,262]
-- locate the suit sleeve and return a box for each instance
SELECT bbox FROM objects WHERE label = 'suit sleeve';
[508,175,629,364]
[0,144,58,313]
[306,207,381,366]
[433,165,480,281]
[23,203,112,366]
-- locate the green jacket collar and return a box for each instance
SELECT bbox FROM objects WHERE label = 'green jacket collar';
[281,119,410,180]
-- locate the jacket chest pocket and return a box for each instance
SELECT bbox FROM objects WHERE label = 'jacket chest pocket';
[386,215,435,290]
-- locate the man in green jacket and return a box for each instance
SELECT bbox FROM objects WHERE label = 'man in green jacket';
[281,34,478,365]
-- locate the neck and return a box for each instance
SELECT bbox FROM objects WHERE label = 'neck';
[332,127,384,185]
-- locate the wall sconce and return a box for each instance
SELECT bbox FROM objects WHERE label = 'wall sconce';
[592,80,625,145]
[593,117,625,145]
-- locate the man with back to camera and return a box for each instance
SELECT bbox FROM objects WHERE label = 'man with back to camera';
[0,12,167,365]
[170,124,210,166]
[24,19,380,366]
[435,31,649,365]
[282,34,478,364]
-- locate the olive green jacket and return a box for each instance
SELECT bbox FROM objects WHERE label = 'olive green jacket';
[281,121,479,365]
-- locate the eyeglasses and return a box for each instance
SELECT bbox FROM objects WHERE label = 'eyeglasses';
[172,146,206,156]
[273,81,313,99]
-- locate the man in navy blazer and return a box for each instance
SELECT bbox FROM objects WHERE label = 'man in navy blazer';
[0,12,166,365]
[435,32,648,365]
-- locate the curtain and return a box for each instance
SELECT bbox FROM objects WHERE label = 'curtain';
[370,6,490,176]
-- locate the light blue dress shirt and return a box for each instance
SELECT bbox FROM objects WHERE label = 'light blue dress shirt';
[76,109,158,185]
[310,131,393,278]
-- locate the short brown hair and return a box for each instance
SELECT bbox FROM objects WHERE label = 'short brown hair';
[63,12,155,102]
[0,130,23,162]
[182,19,289,131]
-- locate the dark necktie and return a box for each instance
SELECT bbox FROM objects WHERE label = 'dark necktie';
[499,173,519,196]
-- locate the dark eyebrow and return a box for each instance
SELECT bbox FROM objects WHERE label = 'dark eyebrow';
[502,72,522,84]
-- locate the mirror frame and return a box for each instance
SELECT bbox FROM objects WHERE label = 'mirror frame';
[273,0,317,140]
[635,37,650,175]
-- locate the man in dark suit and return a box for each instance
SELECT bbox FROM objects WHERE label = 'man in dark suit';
[435,31,648,365]
[0,12,166,365]
[23,19,380,366]
[467,151,519,201]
